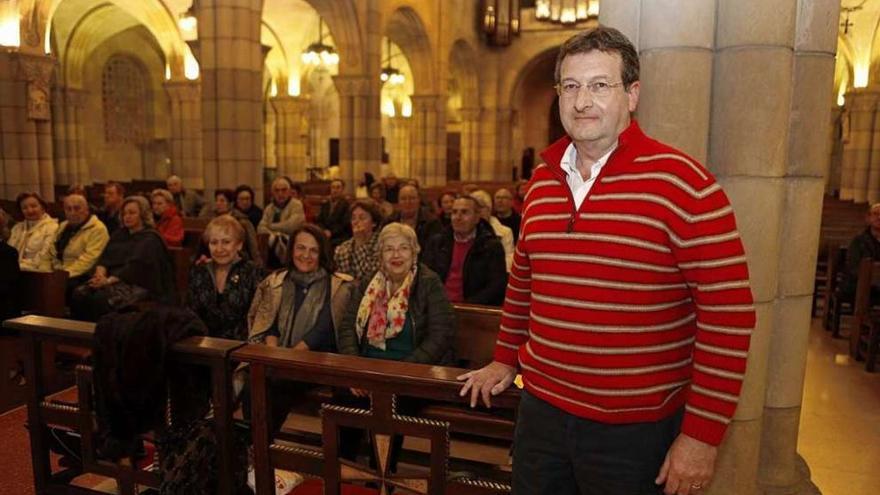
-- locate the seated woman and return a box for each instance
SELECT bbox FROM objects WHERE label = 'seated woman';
[71,196,175,321]
[368,182,394,219]
[199,189,262,266]
[186,215,262,340]
[335,222,455,466]
[245,224,355,432]
[333,200,383,283]
[151,188,184,247]
[8,192,58,271]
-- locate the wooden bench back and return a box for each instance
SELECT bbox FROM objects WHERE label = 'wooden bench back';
[20,270,69,318]
[453,303,502,369]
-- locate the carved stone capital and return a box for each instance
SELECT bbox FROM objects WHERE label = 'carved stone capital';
[12,53,56,121]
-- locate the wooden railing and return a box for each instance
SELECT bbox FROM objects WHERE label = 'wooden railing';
[4,309,517,494]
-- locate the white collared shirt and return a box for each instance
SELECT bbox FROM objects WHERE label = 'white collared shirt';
[560,142,616,210]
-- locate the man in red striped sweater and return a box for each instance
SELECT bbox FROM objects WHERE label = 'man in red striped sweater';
[458,26,755,495]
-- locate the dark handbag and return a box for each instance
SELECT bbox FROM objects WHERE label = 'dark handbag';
[102,282,149,309]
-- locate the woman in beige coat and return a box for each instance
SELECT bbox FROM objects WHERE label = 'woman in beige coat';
[8,192,58,271]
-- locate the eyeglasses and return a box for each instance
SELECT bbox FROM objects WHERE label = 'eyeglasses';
[555,80,625,98]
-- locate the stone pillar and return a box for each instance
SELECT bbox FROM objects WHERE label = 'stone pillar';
[334,75,382,190]
[165,81,204,189]
[388,115,412,178]
[840,89,877,202]
[0,51,55,200]
[637,1,714,162]
[271,95,310,182]
[197,0,264,202]
[410,94,446,186]
[827,106,843,195]
[459,106,480,181]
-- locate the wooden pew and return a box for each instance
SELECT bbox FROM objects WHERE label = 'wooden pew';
[169,246,195,303]
[20,270,68,318]
[232,344,518,494]
[453,303,502,369]
[3,315,245,495]
[821,246,851,337]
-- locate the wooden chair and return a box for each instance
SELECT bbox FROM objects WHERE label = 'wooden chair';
[822,246,851,337]
[851,258,880,370]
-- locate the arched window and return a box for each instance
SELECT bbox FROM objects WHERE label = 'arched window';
[102,56,147,144]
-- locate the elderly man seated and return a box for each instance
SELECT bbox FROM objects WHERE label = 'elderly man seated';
[258,177,306,268]
[166,174,205,217]
[40,194,110,296]
[422,196,507,306]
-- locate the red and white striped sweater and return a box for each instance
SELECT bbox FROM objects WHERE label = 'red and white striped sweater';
[495,121,755,446]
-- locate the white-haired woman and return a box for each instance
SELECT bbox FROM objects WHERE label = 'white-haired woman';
[151,188,184,247]
[72,196,175,321]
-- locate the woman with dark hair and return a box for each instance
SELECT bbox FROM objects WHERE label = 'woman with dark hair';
[200,189,262,266]
[187,215,263,340]
[71,196,175,321]
[368,182,394,218]
[247,223,355,351]
[234,184,263,228]
[9,192,59,271]
[437,191,457,228]
[333,200,383,283]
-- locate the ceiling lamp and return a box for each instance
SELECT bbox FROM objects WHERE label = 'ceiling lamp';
[380,38,405,85]
[178,1,198,42]
[535,0,598,25]
[482,0,521,47]
[301,19,339,67]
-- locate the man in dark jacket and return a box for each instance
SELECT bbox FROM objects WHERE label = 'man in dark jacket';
[316,179,351,247]
[422,196,508,306]
[842,202,880,300]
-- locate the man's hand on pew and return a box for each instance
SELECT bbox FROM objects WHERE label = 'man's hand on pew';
[457,361,517,409]
[350,388,370,398]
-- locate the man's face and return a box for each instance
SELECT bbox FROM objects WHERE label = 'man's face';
[451,198,480,236]
[330,180,344,200]
[104,186,122,209]
[64,196,89,225]
[398,186,420,216]
[494,189,513,215]
[166,179,182,194]
[558,51,639,148]
[272,181,292,204]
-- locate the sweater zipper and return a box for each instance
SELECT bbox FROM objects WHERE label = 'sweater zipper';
[555,146,622,233]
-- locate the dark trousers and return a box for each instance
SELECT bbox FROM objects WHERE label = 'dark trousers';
[513,390,682,495]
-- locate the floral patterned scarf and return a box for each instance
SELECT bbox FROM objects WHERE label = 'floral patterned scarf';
[355,265,417,351]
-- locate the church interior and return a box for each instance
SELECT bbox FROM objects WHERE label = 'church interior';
[0,0,879,494]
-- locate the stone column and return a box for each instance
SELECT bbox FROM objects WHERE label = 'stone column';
[197,0,264,202]
[410,94,446,186]
[459,106,480,181]
[827,106,843,195]
[334,75,382,190]
[636,1,714,162]
[388,115,412,178]
[165,80,204,189]
[0,51,55,200]
[271,95,310,182]
[840,89,877,202]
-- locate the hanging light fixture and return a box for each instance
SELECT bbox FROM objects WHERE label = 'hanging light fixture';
[301,18,339,67]
[380,38,405,85]
[482,0,521,46]
[178,1,198,42]
[533,0,598,25]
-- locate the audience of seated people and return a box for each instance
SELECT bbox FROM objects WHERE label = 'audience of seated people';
[40,193,110,298]
[258,177,306,268]
[471,190,514,272]
[151,189,184,248]
[422,196,508,306]
[234,184,263,229]
[166,175,205,217]
[186,215,263,340]
[9,192,59,272]
[369,182,394,219]
[334,199,383,283]
[0,208,21,320]
[316,179,352,248]
[385,184,441,250]
[493,187,521,243]
[71,196,175,321]
[97,181,125,235]
[200,189,262,266]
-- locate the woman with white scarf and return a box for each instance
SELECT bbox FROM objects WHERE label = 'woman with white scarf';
[8,192,58,271]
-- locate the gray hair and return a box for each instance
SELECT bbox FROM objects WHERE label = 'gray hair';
[166,175,182,185]
[151,188,174,205]
[64,193,88,208]
[377,222,421,257]
[471,190,493,210]
[123,196,155,228]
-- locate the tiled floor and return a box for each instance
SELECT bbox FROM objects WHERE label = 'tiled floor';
[798,319,880,495]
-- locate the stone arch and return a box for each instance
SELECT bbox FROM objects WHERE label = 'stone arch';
[509,46,564,158]
[448,39,479,112]
[385,6,436,94]
[300,0,364,75]
[43,0,187,79]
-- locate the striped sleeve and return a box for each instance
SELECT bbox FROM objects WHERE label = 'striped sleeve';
[493,239,532,367]
[667,176,755,446]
